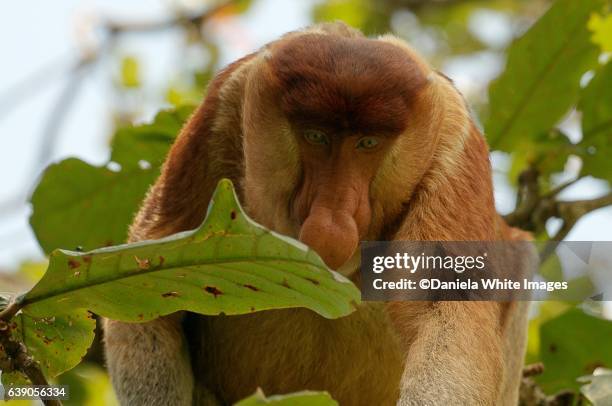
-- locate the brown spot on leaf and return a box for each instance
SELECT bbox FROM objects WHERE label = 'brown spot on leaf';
[138,314,144,320]
[250,307,256,312]
[161,291,180,298]
[204,286,222,297]
[230,210,237,220]
[281,279,290,288]
[549,344,557,353]
[83,255,92,264]
[244,284,259,291]
[159,256,165,267]
[305,277,320,285]
[68,259,80,269]
[134,256,151,270]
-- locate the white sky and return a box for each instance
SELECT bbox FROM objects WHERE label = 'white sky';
[0,0,610,271]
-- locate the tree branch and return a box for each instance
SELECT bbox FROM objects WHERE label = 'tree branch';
[505,168,612,259]
[0,315,61,406]
[104,1,232,35]
[543,176,582,199]
[503,166,541,229]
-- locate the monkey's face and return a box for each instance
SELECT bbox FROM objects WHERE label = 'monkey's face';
[290,127,395,269]
[242,33,441,270]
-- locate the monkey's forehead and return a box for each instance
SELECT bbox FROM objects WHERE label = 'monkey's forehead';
[264,34,429,135]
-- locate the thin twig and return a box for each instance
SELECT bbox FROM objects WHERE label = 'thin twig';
[0,56,71,123]
[1,296,60,405]
[543,176,583,199]
[538,193,612,262]
[0,299,24,322]
[105,1,232,35]
[0,330,61,406]
[29,59,93,180]
[505,166,612,256]
[504,166,540,228]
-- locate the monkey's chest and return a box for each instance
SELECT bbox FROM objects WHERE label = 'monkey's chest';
[193,304,404,405]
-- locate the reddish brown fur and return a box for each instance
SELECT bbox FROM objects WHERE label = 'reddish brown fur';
[129,52,256,241]
[268,34,428,136]
[105,22,532,406]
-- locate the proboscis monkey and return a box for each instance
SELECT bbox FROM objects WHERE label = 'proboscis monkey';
[104,22,531,406]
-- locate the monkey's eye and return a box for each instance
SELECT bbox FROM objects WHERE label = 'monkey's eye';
[303,129,329,145]
[356,136,380,150]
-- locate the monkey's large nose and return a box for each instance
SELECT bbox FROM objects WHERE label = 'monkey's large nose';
[299,206,360,270]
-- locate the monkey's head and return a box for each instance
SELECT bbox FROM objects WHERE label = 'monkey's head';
[241,27,471,270]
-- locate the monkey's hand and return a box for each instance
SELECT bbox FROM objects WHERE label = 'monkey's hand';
[104,313,194,406]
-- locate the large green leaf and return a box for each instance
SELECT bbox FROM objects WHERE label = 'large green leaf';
[536,308,612,393]
[235,389,337,406]
[486,0,604,151]
[29,158,157,254]
[30,108,192,254]
[22,179,360,322]
[578,61,612,181]
[2,180,357,387]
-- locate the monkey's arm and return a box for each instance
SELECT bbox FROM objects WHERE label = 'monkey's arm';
[390,301,506,406]
[104,53,255,406]
[104,315,195,406]
[386,120,527,405]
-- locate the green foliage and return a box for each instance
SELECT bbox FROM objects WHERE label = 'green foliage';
[2,311,96,386]
[525,301,573,365]
[578,61,612,181]
[229,0,254,14]
[2,180,358,390]
[56,363,118,406]
[24,179,359,322]
[110,106,194,167]
[5,0,612,403]
[589,11,612,52]
[535,308,612,393]
[119,56,141,88]
[486,0,604,153]
[29,158,157,254]
[29,107,193,254]
[235,389,338,406]
[313,0,390,34]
